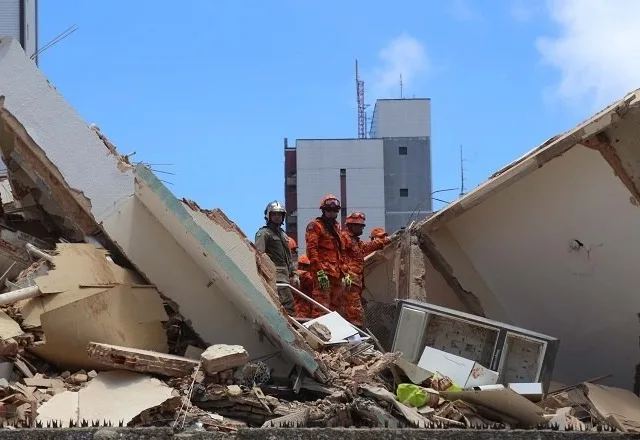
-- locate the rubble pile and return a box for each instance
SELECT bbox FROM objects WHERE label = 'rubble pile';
[0,34,638,434]
[0,249,631,433]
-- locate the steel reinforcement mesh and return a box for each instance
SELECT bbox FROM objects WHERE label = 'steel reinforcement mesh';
[363,300,398,352]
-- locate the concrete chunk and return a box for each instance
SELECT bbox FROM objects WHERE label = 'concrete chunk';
[87,342,199,378]
[201,344,248,374]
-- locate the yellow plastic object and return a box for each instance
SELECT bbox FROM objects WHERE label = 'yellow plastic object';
[396,383,429,408]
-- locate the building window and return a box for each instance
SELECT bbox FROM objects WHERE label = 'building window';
[340,168,346,177]
[399,146,408,155]
[400,188,409,197]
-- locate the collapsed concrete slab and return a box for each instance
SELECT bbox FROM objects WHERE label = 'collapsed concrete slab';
[0,37,326,381]
[11,243,169,370]
[36,371,177,427]
[408,89,640,390]
[364,235,481,314]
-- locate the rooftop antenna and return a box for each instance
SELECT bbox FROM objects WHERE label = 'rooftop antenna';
[356,59,366,139]
[399,73,404,99]
[459,145,466,197]
[31,24,79,60]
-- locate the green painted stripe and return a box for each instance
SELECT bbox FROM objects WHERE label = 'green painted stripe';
[135,165,319,373]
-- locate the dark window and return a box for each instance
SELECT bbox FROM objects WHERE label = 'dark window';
[340,168,346,176]
[399,146,408,155]
[400,188,409,197]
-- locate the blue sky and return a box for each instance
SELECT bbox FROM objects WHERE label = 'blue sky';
[37,0,640,236]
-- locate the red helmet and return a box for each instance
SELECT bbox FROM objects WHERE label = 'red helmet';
[345,211,366,226]
[370,227,387,239]
[298,254,310,265]
[319,194,341,210]
[288,237,297,251]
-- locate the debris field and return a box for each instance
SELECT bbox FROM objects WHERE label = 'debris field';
[0,35,637,435]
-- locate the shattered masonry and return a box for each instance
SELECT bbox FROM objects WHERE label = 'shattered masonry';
[0,33,638,433]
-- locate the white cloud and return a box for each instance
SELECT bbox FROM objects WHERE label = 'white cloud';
[450,0,483,22]
[537,0,640,109]
[371,34,429,99]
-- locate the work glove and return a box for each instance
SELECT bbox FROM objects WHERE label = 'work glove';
[341,273,353,289]
[292,273,300,288]
[316,270,330,291]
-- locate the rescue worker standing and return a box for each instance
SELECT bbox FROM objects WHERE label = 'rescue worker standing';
[292,254,314,318]
[305,194,347,318]
[367,227,392,257]
[341,213,390,326]
[255,201,295,315]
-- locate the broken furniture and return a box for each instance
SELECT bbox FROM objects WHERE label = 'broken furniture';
[391,299,559,393]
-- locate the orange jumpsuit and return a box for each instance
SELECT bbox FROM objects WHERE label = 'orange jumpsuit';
[305,217,345,318]
[341,230,389,326]
[293,268,314,318]
[365,236,391,257]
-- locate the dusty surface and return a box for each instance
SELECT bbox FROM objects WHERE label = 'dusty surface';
[0,428,626,439]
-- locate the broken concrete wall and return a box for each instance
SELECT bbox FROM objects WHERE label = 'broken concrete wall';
[415,89,640,390]
[0,37,325,381]
[363,233,479,313]
[364,244,399,305]
[363,231,478,351]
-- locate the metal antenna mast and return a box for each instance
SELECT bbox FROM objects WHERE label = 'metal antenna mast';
[356,59,366,139]
[400,73,404,99]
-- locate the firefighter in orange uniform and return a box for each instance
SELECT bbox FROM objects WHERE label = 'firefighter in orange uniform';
[292,254,314,318]
[288,237,299,265]
[304,194,347,317]
[366,227,392,256]
[341,213,390,326]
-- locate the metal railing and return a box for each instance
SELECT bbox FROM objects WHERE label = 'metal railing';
[276,282,370,339]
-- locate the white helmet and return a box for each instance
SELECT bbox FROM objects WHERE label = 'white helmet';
[264,201,286,223]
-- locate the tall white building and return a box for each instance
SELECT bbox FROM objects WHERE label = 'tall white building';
[285,98,431,254]
[0,0,38,63]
